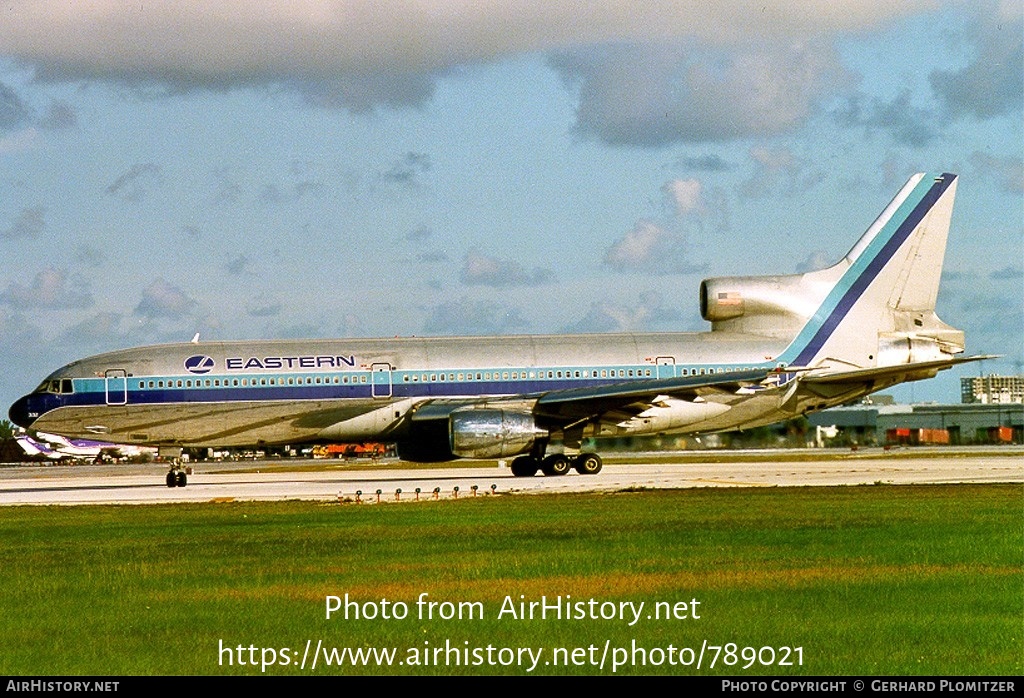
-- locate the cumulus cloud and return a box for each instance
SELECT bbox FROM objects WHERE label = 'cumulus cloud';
[58,312,125,346]
[833,90,938,147]
[0,127,40,154]
[604,220,706,274]
[259,163,325,204]
[0,2,931,113]
[208,168,243,206]
[0,268,93,309]
[134,278,197,319]
[460,250,552,287]
[423,298,527,335]
[795,251,832,273]
[738,146,823,198]
[673,154,732,172]
[380,152,431,187]
[401,225,433,242]
[562,292,688,333]
[606,175,722,274]
[0,82,32,130]
[930,5,1023,120]
[0,307,42,349]
[551,40,849,146]
[105,163,162,201]
[225,255,253,275]
[1,206,46,240]
[662,178,703,215]
[38,100,77,130]
[247,298,283,317]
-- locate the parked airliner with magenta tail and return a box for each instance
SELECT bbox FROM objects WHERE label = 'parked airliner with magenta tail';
[10,173,985,486]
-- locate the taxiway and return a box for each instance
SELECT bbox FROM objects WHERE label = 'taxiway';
[0,449,1020,505]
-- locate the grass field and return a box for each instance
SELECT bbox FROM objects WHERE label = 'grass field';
[0,484,1020,675]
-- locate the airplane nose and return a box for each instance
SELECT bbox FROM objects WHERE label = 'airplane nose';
[9,395,36,429]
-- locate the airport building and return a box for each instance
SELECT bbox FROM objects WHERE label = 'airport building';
[961,375,1024,404]
[807,401,1023,446]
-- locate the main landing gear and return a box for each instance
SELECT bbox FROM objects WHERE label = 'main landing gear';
[509,453,603,477]
[165,465,188,488]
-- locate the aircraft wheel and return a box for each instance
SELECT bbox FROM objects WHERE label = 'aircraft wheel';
[165,471,177,488]
[175,470,188,487]
[573,453,603,475]
[541,454,571,476]
[510,456,538,477]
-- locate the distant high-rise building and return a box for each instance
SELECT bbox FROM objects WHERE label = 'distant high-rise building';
[961,375,1024,404]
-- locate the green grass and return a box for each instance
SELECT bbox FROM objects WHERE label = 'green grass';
[0,484,1020,675]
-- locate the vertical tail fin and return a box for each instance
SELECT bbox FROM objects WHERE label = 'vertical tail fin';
[781,173,962,369]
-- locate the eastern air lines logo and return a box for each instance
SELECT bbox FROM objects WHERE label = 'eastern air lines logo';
[184,355,215,374]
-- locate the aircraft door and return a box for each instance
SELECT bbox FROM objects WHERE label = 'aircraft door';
[656,357,676,379]
[105,369,127,405]
[371,363,393,399]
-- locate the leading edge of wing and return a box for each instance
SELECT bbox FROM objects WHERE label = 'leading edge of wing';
[533,368,770,420]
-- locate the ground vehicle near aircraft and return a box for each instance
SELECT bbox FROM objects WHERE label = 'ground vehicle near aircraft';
[10,173,982,485]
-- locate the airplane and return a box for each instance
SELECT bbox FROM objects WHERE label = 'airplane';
[9,172,985,487]
[14,430,155,462]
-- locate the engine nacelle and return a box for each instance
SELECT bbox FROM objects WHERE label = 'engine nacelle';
[700,271,836,337]
[613,397,731,435]
[449,408,547,459]
[700,275,808,322]
[877,335,945,366]
[396,419,454,462]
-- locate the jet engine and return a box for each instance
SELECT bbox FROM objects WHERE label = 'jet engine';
[448,408,547,459]
[699,271,836,337]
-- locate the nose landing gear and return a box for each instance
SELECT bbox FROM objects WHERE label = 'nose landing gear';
[165,466,188,487]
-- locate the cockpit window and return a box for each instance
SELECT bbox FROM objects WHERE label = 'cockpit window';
[35,379,74,395]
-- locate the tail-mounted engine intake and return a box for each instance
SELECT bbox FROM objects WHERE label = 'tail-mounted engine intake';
[449,408,547,459]
[700,271,836,337]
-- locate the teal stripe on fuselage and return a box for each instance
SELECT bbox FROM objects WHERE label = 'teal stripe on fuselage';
[65,358,777,407]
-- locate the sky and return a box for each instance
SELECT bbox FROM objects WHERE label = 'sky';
[0,0,1021,411]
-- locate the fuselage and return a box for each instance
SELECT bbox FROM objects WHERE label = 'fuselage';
[10,330,797,448]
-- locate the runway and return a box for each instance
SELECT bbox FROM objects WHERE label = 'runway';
[0,448,1020,505]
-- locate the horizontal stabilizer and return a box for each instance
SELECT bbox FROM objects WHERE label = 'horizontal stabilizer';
[802,355,998,385]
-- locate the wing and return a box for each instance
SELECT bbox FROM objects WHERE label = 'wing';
[532,368,769,424]
[408,368,770,430]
